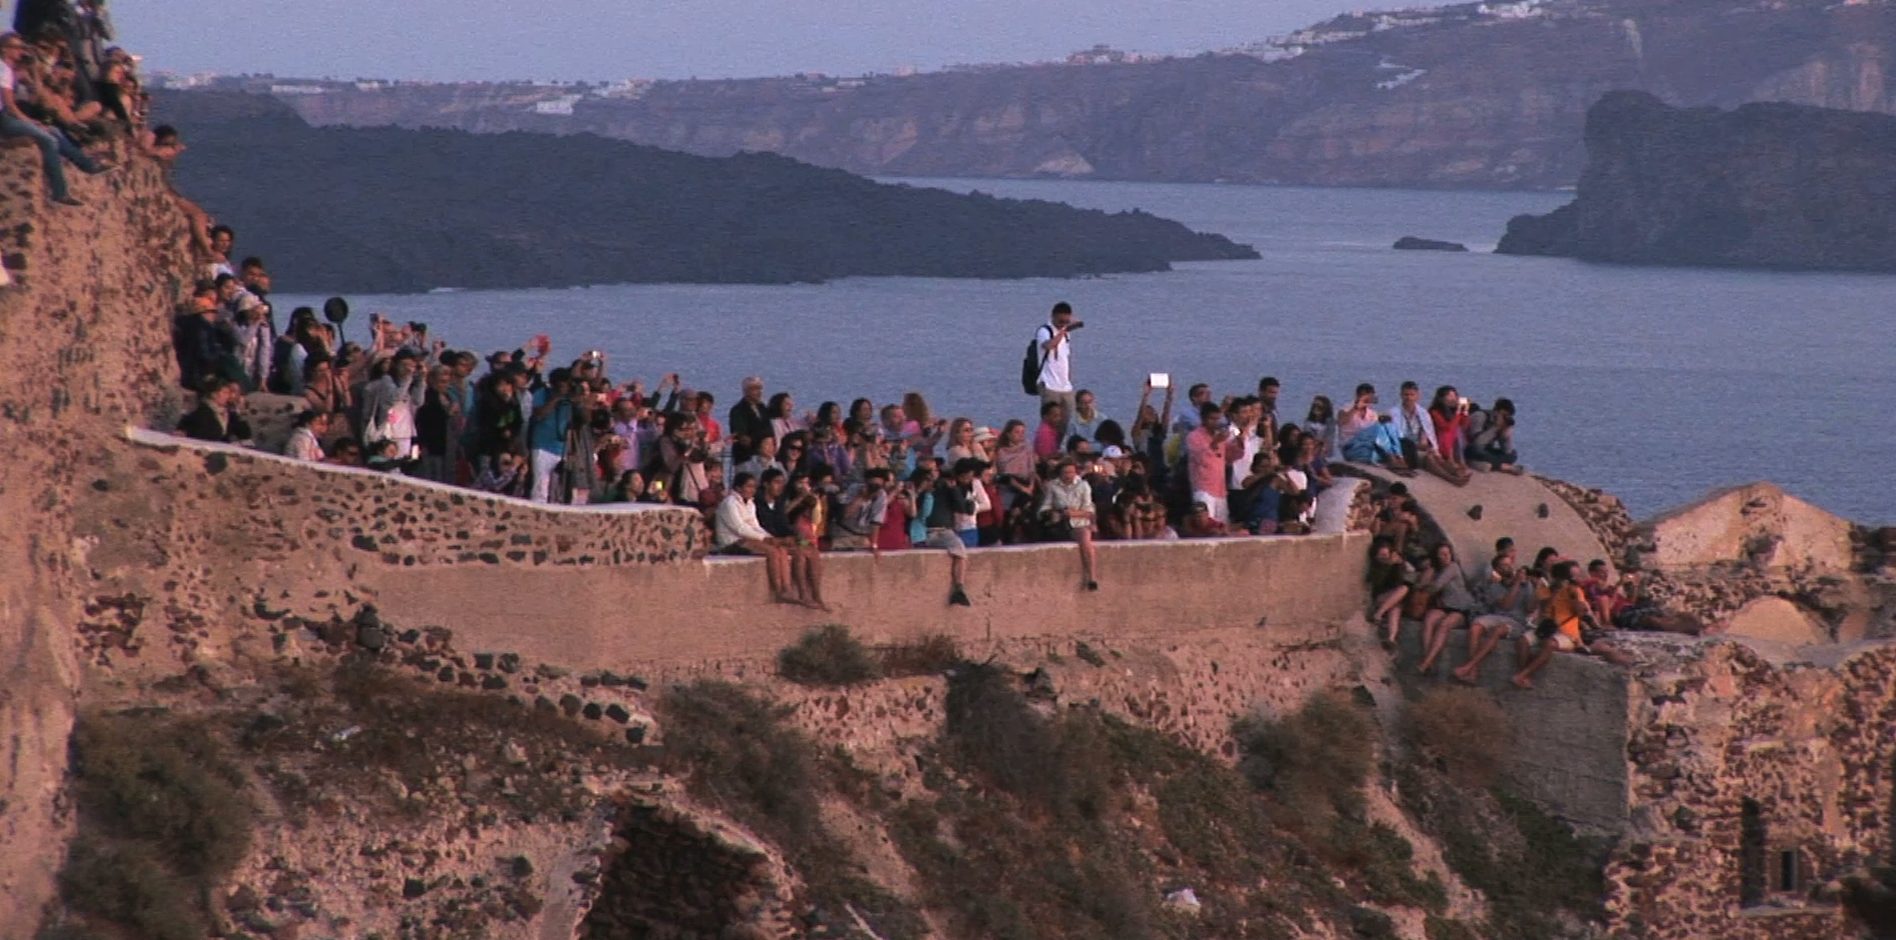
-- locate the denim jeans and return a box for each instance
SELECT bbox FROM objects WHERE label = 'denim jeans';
[0,113,98,200]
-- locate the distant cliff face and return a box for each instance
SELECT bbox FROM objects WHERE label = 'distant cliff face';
[156,92,1256,293]
[1497,91,1896,271]
[219,0,1896,189]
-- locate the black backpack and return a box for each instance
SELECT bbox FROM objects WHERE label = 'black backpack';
[1020,329,1048,396]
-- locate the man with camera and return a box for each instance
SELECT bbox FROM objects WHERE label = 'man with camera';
[1034,302,1082,440]
[526,367,590,503]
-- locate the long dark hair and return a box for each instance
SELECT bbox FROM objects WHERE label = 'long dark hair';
[767,392,793,420]
[1430,385,1458,415]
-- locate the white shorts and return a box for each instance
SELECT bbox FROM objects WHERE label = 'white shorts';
[1192,492,1229,524]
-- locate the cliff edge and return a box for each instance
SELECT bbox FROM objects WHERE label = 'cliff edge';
[1498,91,1896,271]
[0,147,196,927]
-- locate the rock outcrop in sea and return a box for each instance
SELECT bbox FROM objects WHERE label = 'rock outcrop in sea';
[1498,92,1896,271]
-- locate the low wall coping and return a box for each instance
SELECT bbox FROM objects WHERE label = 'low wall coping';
[126,425,683,519]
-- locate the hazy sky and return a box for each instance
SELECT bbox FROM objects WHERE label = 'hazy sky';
[112,1,1364,82]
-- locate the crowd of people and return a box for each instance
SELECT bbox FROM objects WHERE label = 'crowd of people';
[169,285,1539,612]
[1365,489,1701,689]
[0,1,139,206]
[135,87,1682,689]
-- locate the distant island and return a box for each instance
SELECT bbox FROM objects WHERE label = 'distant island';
[1498,92,1896,272]
[154,92,1257,294]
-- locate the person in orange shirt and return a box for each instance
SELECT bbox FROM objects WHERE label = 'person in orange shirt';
[1511,560,1631,689]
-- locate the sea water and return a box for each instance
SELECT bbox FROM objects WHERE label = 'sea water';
[280,178,1896,524]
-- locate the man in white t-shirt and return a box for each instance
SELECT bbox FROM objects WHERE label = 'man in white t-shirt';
[0,32,105,206]
[1033,301,1079,440]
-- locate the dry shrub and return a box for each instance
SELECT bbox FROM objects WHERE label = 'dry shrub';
[942,663,1112,821]
[1233,689,1376,818]
[877,634,961,677]
[57,710,254,939]
[1405,686,1512,788]
[777,624,881,686]
[657,681,823,841]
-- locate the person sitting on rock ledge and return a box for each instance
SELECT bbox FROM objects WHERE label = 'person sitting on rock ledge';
[1511,560,1633,689]
[175,374,251,444]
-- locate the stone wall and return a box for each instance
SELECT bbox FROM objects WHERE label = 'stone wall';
[123,427,705,566]
[362,528,1372,672]
[1395,629,1635,834]
[1604,641,1896,939]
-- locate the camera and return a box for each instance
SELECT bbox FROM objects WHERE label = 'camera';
[1066,320,1085,331]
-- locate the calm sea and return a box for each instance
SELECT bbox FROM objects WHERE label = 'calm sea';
[281,179,1896,525]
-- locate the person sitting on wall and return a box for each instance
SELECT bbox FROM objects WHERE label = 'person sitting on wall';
[327,436,363,469]
[1511,560,1633,689]
[1453,547,1539,684]
[784,473,830,610]
[475,450,527,497]
[1415,542,1480,676]
[923,458,983,607]
[1429,385,1474,480]
[1367,535,1415,650]
[713,470,797,605]
[1179,500,1229,538]
[1607,571,1704,636]
[1040,457,1101,590]
[0,31,107,207]
[829,466,891,553]
[284,410,327,462]
[1375,486,1422,558]
[1391,380,1469,486]
[1466,397,1524,474]
[175,374,251,444]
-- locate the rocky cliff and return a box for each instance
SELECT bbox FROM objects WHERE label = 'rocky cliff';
[0,141,196,931]
[1497,91,1896,271]
[154,92,1255,294]
[203,0,1896,189]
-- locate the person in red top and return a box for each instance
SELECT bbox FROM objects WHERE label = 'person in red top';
[1033,400,1065,460]
[1429,385,1472,478]
[694,391,724,450]
[874,470,918,553]
[1581,559,1623,626]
